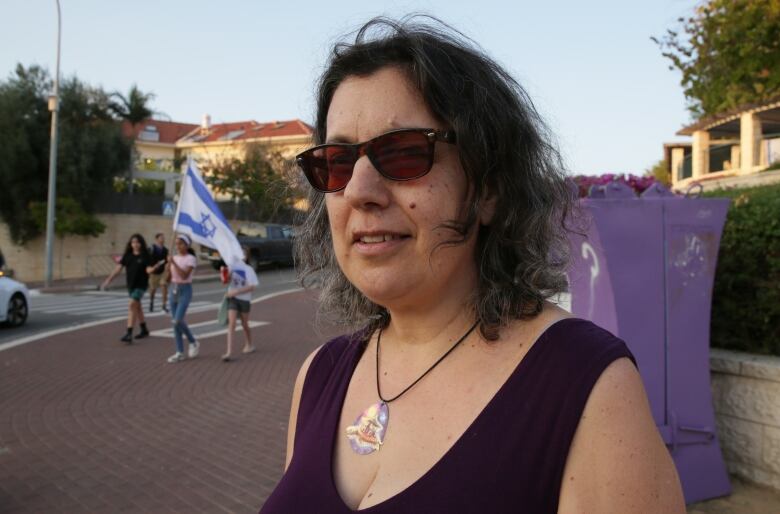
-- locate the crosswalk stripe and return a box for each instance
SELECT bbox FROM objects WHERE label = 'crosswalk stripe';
[32,299,127,309]
[35,299,214,316]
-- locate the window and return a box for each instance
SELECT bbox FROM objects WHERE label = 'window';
[138,125,160,142]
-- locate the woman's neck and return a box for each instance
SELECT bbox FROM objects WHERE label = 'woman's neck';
[381,274,478,350]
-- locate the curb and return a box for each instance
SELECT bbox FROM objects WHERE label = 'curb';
[29,273,221,295]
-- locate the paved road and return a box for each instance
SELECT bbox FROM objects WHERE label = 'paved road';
[0,268,298,347]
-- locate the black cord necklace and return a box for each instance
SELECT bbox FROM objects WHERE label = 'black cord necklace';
[344,320,480,455]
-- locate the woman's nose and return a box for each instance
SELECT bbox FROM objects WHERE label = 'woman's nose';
[342,155,391,210]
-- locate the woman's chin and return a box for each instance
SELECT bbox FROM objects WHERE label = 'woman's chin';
[352,276,419,310]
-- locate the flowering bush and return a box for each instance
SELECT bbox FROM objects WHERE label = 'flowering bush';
[570,173,661,198]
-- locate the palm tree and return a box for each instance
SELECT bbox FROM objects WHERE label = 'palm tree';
[110,85,156,194]
[110,84,155,127]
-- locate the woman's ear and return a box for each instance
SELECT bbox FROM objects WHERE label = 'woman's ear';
[478,188,498,226]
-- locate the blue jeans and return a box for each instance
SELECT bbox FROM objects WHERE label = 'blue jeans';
[169,283,195,353]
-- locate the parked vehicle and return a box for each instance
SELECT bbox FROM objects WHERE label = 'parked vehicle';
[0,272,30,328]
[200,223,294,271]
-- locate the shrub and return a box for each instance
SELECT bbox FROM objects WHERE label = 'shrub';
[570,173,660,198]
[705,183,780,355]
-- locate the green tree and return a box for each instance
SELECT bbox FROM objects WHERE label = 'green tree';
[29,197,106,237]
[202,143,299,222]
[653,0,780,118]
[645,159,671,186]
[0,64,131,243]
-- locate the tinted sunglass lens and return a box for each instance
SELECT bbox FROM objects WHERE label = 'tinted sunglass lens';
[324,146,355,191]
[299,150,331,192]
[371,131,431,179]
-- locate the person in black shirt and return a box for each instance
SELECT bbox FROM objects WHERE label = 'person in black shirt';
[101,233,156,343]
[148,233,170,313]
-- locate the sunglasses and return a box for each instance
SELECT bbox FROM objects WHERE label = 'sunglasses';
[296,128,457,193]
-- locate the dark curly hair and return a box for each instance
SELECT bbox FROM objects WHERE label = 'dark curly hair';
[294,15,574,340]
[123,233,150,260]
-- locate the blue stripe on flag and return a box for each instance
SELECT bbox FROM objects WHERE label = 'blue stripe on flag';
[187,165,230,228]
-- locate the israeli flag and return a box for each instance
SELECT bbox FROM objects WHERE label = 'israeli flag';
[173,159,245,268]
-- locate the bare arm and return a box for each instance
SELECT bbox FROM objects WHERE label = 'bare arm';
[285,346,321,471]
[101,264,123,290]
[226,284,256,298]
[146,259,166,275]
[557,358,686,513]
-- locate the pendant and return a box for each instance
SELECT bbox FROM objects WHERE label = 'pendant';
[345,401,389,455]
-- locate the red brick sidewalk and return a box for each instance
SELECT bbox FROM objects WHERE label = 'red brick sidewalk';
[0,290,337,514]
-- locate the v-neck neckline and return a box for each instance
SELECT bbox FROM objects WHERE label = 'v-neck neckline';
[327,318,572,512]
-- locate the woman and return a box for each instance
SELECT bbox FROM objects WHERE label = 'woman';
[166,234,199,363]
[101,233,155,343]
[221,248,259,362]
[262,17,685,514]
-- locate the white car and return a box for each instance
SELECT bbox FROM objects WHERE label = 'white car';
[0,272,29,327]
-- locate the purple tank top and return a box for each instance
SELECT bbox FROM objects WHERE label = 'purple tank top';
[260,318,635,513]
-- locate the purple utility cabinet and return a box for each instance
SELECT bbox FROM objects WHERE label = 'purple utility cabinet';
[567,181,731,504]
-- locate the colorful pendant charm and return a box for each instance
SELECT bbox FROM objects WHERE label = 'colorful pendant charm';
[345,401,388,455]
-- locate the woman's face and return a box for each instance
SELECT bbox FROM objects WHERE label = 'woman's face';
[324,66,479,311]
[175,239,188,254]
[130,237,142,253]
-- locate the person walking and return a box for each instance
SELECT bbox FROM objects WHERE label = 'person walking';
[101,233,154,343]
[167,234,199,363]
[221,250,258,362]
[148,233,169,313]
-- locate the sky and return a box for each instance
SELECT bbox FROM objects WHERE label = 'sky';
[1,0,699,175]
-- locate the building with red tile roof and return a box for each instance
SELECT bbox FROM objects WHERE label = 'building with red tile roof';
[124,116,313,172]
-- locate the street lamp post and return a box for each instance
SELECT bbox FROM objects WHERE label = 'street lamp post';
[44,0,62,287]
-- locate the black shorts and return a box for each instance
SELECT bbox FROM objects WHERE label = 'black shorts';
[227,297,251,313]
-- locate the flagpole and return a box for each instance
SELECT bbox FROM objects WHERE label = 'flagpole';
[168,158,189,270]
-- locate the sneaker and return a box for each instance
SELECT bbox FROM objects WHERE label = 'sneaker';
[242,345,256,354]
[120,332,133,344]
[167,352,185,363]
[162,305,169,313]
[188,341,200,358]
[221,353,232,362]
[135,328,150,340]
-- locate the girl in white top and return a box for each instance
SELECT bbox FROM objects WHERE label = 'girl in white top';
[222,249,258,362]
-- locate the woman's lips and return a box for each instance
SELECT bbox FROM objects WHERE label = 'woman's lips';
[352,233,410,255]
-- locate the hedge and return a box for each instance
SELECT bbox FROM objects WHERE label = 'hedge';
[705,182,780,356]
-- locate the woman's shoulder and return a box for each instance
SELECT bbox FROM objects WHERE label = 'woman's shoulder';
[537,316,636,369]
[304,331,368,381]
[291,331,369,432]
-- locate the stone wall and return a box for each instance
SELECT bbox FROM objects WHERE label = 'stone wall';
[711,349,780,492]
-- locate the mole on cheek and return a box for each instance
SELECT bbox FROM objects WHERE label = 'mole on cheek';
[409,202,416,209]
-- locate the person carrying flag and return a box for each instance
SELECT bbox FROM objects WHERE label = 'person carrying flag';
[172,158,261,362]
[221,247,258,362]
[166,234,199,363]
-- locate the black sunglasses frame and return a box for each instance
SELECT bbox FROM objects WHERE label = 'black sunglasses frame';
[296,128,457,193]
